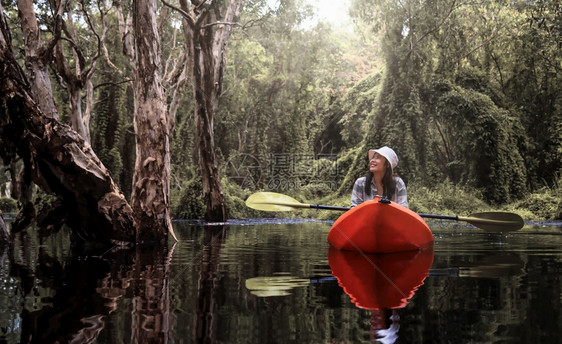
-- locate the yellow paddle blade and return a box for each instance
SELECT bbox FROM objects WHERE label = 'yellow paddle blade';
[245,192,310,211]
[459,212,525,232]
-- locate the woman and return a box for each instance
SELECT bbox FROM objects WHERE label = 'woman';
[351,146,408,207]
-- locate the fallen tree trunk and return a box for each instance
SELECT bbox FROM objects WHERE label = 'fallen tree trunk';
[0,5,135,245]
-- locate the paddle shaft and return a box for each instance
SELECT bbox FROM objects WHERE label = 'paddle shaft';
[311,207,490,224]
[312,207,469,222]
[245,192,525,231]
[305,205,523,231]
[308,204,350,211]
[418,213,458,221]
[328,208,516,225]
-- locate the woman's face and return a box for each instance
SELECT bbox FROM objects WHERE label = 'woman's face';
[369,153,387,174]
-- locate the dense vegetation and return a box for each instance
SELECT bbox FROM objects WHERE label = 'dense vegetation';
[1,0,560,222]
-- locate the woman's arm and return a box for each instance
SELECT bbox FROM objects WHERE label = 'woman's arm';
[394,177,408,208]
[351,177,365,207]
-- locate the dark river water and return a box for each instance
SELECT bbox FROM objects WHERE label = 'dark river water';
[1,219,561,343]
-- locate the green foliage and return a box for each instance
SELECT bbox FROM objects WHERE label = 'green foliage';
[341,0,557,207]
[105,148,124,180]
[339,69,384,146]
[408,180,489,216]
[90,53,134,194]
[5,0,559,223]
[508,174,562,221]
[170,91,196,186]
[509,191,561,222]
[221,177,264,219]
[335,146,365,197]
[218,3,363,180]
[32,189,58,215]
[0,197,19,214]
[170,177,205,220]
[427,78,528,204]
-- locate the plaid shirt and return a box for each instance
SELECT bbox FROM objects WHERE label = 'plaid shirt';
[351,176,408,208]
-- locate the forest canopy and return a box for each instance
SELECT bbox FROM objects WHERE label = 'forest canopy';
[1,0,560,231]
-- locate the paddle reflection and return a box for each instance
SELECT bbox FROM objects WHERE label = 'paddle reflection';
[245,275,311,297]
[244,247,435,309]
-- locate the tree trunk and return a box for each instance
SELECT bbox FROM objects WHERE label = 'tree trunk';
[130,0,173,243]
[52,6,97,144]
[192,40,227,221]
[178,0,242,222]
[13,0,62,232]
[0,4,135,244]
[66,82,91,142]
[16,0,59,120]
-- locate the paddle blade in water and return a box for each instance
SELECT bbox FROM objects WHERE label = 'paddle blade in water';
[245,192,308,211]
[461,212,525,232]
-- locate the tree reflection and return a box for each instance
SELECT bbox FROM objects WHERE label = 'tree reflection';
[14,237,133,343]
[4,229,177,343]
[132,243,175,344]
[193,225,227,344]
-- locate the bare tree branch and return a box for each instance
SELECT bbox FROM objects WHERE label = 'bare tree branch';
[161,0,196,29]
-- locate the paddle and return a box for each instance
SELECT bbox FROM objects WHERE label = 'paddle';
[245,191,525,232]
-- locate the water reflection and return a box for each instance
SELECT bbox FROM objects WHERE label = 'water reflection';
[246,248,434,344]
[1,221,562,343]
[329,248,434,344]
[245,275,312,297]
[193,225,227,344]
[434,253,524,278]
[5,231,134,343]
[132,243,174,343]
[1,230,177,343]
[328,248,434,310]
[370,309,400,343]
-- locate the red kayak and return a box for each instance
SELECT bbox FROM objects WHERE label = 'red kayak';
[328,247,434,309]
[327,197,434,253]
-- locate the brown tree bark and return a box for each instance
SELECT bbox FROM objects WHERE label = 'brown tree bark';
[130,0,174,243]
[16,0,60,119]
[0,4,135,244]
[12,0,64,232]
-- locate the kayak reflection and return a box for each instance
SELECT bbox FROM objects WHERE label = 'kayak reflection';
[328,247,434,310]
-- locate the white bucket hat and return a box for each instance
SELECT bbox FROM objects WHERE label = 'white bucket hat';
[368,146,399,170]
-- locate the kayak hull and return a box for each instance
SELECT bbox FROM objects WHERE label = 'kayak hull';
[328,198,434,253]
